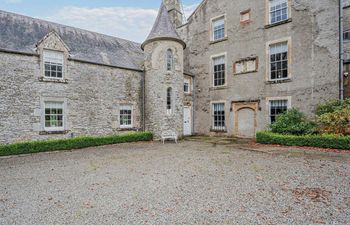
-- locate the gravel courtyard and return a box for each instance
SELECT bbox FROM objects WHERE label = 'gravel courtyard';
[0,139,349,225]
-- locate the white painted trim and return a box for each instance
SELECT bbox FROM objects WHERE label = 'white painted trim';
[265,37,292,81]
[119,104,134,129]
[210,52,228,88]
[40,97,67,132]
[210,14,227,42]
[266,96,292,124]
[210,100,227,130]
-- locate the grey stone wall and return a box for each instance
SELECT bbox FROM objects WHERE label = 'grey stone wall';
[0,51,143,144]
[178,0,340,136]
[143,40,184,138]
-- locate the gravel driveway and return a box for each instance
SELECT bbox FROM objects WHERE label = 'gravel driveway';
[0,140,349,225]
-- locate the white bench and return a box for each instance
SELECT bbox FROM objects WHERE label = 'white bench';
[161,130,178,144]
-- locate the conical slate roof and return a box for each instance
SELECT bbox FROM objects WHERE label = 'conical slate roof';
[141,2,186,50]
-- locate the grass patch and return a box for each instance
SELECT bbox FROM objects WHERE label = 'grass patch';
[0,132,153,157]
[256,131,350,150]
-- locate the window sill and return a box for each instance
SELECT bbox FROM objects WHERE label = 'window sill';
[210,86,228,91]
[234,70,258,75]
[184,93,192,96]
[210,128,227,133]
[116,127,139,131]
[39,77,68,84]
[265,78,292,84]
[210,37,228,45]
[265,18,292,29]
[39,130,69,135]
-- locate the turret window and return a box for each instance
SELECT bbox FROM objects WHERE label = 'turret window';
[167,87,172,115]
[166,49,173,71]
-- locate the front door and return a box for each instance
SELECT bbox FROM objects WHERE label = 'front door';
[183,107,192,136]
[344,63,350,99]
[237,108,256,138]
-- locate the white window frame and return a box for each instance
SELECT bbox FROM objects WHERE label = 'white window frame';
[211,15,226,42]
[43,49,64,80]
[266,96,292,124]
[119,105,133,129]
[268,0,289,25]
[184,77,191,94]
[266,37,292,81]
[211,101,226,131]
[41,98,67,132]
[211,53,227,87]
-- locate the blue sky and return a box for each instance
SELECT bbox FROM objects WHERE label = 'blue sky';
[0,0,201,42]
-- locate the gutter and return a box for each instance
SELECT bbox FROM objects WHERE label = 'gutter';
[339,0,345,100]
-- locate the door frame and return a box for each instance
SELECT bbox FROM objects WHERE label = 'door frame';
[183,106,193,136]
[232,101,259,138]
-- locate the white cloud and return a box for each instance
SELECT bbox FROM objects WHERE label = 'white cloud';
[5,0,22,3]
[43,3,201,43]
[44,6,158,43]
[183,3,199,20]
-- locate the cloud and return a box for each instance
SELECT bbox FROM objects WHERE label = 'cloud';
[44,6,158,43]
[183,4,199,19]
[5,0,22,3]
[43,3,201,43]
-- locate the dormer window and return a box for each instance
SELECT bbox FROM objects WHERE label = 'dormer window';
[43,49,64,79]
[166,49,173,71]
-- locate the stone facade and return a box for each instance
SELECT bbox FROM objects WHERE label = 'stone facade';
[0,0,347,143]
[144,40,184,138]
[0,49,143,144]
[177,0,341,137]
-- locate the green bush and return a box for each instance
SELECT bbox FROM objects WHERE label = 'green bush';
[270,108,317,135]
[256,131,350,150]
[0,132,153,157]
[315,99,350,135]
[316,99,350,116]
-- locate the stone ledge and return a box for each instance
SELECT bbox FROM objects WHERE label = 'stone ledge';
[115,128,141,132]
[265,78,292,85]
[38,77,69,84]
[39,130,70,135]
[210,129,227,133]
[209,37,228,45]
[209,86,228,91]
[264,18,292,29]
[234,70,258,76]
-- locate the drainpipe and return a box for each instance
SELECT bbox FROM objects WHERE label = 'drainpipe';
[142,72,146,131]
[340,0,345,100]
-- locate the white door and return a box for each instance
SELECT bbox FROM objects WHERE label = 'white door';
[183,107,192,136]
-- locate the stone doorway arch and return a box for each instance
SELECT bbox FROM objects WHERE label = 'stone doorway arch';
[232,101,259,138]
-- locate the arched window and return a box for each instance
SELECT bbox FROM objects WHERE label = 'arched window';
[166,49,173,71]
[167,87,172,114]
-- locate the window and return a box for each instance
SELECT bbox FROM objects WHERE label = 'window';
[167,87,172,115]
[212,17,225,41]
[269,99,288,123]
[212,103,225,130]
[240,10,251,23]
[120,105,133,128]
[184,78,191,94]
[44,101,64,131]
[234,57,258,74]
[269,0,288,24]
[213,55,226,87]
[166,49,173,71]
[344,30,350,41]
[43,50,64,79]
[269,42,288,80]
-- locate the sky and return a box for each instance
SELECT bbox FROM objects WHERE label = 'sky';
[0,0,201,43]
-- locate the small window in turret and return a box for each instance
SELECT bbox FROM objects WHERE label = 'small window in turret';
[167,87,172,115]
[166,49,173,71]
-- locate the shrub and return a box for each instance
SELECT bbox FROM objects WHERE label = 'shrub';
[0,132,153,157]
[256,131,350,150]
[270,108,317,135]
[317,106,350,135]
[316,99,350,116]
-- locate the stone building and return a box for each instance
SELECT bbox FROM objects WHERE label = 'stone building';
[0,0,348,143]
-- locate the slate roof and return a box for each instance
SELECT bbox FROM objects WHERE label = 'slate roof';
[0,10,144,71]
[142,3,186,50]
